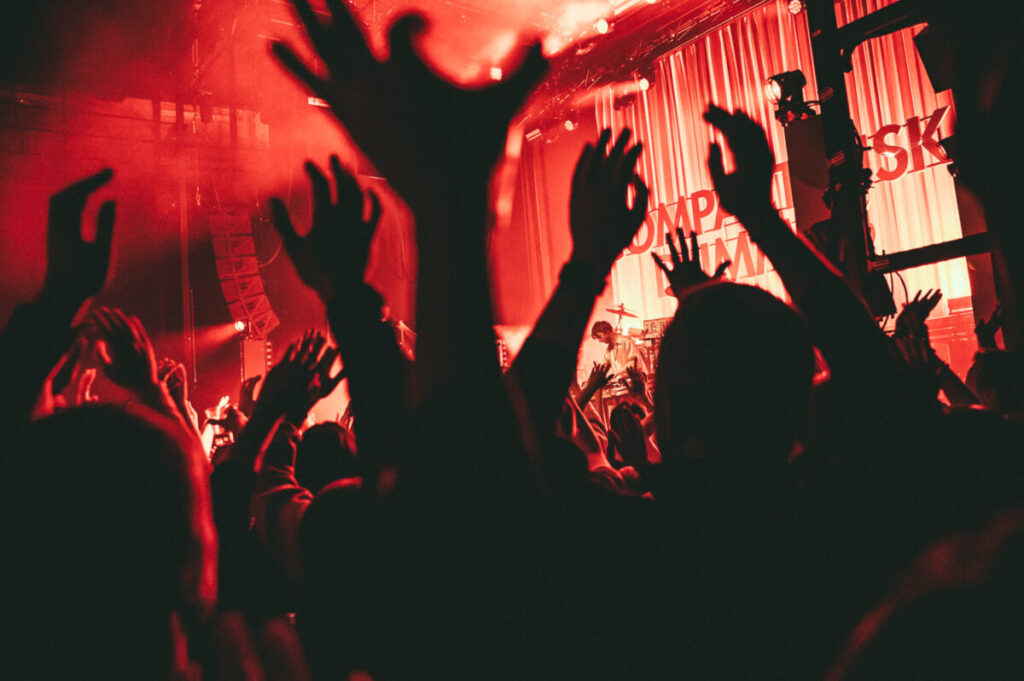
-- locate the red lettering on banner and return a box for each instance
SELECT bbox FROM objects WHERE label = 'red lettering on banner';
[656,201,691,237]
[907,106,947,172]
[873,124,908,181]
[629,201,693,255]
[689,190,715,234]
[866,106,949,183]
[730,231,759,278]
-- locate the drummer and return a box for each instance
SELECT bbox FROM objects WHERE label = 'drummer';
[590,320,643,386]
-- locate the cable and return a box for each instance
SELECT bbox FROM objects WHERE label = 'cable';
[895,269,909,310]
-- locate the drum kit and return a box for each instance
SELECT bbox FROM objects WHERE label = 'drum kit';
[596,302,668,403]
[605,302,665,350]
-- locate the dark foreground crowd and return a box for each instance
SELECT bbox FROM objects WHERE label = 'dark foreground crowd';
[2,1,1023,679]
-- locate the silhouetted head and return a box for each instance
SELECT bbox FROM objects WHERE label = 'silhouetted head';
[654,282,814,467]
[966,350,1023,416]
[296,422,358,495]
[5,404,216,679]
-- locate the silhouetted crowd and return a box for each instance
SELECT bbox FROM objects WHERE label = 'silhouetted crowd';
[3,0,1023,679]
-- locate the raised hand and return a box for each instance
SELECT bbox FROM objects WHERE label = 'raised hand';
[586,361,613,392]
[895,289,942,340]
[271,3,546,214]
[32,337,97,419]
[158,357,189,405]
[33,343,77,419]
[238,375,263,417]
[39,169,116,314]
[253,331,346,423]
[51,336,89,399]
[90,307,160,394]
[270,156,381,303]
[157,356,203,431]
[569,128,649,271]
[207,405,249,437]
[975,301,1004,350]
[653,228,730,298]
[608,404,648,467]
[624,359,646,396]
[703,105,776,230]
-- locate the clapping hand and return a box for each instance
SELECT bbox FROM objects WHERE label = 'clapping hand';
[569,128,650,271]
[271,0,546,215]
[652,228,730,298]
[270,156,381,303]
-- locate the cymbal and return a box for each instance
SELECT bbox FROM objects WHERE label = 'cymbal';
[605,303,638,318]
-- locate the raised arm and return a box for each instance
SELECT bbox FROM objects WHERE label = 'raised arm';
[247,333,345,583]
[272,1,546,402]
[230,332,343,471]
[703,105,940,454]
[270,156,404,482]
[0,170,115,426]
[704,108,908,386]
[512,128,649,436]
[892,290,980,408]
[89,307,203,445]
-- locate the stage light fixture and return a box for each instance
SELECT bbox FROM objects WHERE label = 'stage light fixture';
[788,0,805,14]
[639,77,651,91]
[563,120,576,131]
[764,70,813,125]
[234,320,247,334]
[489,67,503,81]
[594,18,610,34]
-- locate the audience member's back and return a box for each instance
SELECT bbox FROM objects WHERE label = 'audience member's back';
[643,281,815,679]
[3,405,216,680]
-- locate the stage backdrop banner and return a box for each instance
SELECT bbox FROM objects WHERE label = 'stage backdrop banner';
[590,0,969,331]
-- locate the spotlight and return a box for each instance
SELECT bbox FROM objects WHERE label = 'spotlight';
[638,77,650,91]
[234,320,247,334]
[563,120,576,131]
[764,70,813,125]
[788,0,804,14]
[594,18,609,34]
[489,67,503,81]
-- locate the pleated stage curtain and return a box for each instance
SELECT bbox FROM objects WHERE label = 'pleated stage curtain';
[588,0,969,326]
